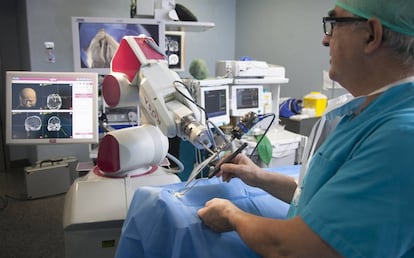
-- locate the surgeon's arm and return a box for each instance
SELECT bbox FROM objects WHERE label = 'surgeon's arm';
[217,153,297,203]
[251,169,297,204]
[198,199,342,258]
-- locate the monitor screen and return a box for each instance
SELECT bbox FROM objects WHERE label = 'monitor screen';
[230,85,264,117]
[5,71,99,144]
[198,85,230,126]
[72,17,165,75]
[165,31,185,71]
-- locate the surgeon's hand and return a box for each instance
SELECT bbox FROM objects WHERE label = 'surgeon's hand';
[215,153,262,187]
[198,198,241,232]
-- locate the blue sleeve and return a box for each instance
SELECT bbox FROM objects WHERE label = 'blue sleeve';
[300,118,414,258]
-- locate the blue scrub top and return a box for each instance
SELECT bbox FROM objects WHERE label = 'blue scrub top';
[289,82,414,258]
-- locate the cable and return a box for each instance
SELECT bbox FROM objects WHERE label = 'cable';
[173,80,209,120]
[163,152,184,174]
[248,113,276,159]
[174,80,230,147]
[173,80,218,154]
[206,120,231,146]
[174,81,276,166]
[173,80,232,172]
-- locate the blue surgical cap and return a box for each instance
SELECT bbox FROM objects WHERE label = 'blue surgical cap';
[335,0,414,37]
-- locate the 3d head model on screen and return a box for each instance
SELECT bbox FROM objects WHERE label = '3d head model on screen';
[19,87,37,108]
[86,28,119,68]
[80,23,151,69]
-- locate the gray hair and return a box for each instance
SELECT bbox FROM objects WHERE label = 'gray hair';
[382,27,414,66]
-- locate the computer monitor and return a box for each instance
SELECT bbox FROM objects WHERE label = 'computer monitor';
[230,85,264,117]
[5,71,99,144]
[198,85,230,126]
[72,17,165,75]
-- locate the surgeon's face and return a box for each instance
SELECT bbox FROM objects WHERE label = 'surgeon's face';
[20,88,37,108]
[322,7,369,95]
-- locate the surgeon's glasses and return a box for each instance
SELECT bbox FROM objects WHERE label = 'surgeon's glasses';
[323,17,367,36]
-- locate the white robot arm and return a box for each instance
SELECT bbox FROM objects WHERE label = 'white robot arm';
[102,35,212,150]
[138,60,212,149]
[98,36,270,179]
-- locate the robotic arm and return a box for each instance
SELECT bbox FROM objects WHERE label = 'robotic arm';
[98,35,270,178]
[102,35,212,150]
[137,58,212,149]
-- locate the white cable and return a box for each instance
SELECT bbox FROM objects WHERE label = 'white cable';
[163,152,184,174]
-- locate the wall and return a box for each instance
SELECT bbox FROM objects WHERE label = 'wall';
[25,0,130,73]
[176,0,236,78]
[25,0,235,75]
[1,0,31,167]
[15,0,236,162]
[235,0,347,99]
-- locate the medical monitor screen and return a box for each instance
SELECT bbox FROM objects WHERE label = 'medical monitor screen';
[238,88,262,108]
[231,85,264,117]
[205,89,226,118]
[6,71,99,144]
[72,17,165,75]
[199,85,230,126]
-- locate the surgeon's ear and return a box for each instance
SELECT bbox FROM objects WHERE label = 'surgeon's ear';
[364,18,383,54]
[366,35,374,43]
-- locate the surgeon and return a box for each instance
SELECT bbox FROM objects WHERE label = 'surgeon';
[198,0,414,257]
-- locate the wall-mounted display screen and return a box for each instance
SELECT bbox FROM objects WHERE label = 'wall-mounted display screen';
[72,17,165,75]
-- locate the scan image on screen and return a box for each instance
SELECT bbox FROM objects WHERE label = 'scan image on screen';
[12,82,72,110]
[6,71,99,144]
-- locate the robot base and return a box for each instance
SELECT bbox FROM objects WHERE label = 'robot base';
[63,166,181,258]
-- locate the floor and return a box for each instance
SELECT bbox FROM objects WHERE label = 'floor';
[0,166,66,258]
